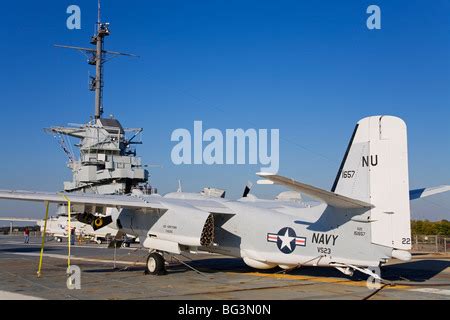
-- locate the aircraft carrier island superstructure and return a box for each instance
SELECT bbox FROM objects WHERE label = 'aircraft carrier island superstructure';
[46,2,154,198]
[46,118,151,196]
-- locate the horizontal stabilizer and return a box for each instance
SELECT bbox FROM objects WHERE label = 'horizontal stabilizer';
[256,173,373,209]
[409,186,450,200]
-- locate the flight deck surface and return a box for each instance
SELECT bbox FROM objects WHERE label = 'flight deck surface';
[0,235,449,300]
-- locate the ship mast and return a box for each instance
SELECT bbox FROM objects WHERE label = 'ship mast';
[46,0,153,196]
[54,0,137,120]
[93,0,108,119]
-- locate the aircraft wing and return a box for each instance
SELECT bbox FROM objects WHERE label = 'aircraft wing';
[0,217,40,223]
[256,173,373,209]
[0,190,168,210]
[0,190,236,215]
[0,190,235,253]
[409,186,450,200]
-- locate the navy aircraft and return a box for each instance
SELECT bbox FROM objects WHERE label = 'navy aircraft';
[0,116,449,280]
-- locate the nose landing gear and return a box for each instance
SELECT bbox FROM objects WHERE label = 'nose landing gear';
[145,252,166,275]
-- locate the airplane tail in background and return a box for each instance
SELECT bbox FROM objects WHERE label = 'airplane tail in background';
[332,116,411,250]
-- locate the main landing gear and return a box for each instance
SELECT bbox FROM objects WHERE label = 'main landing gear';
[145,252,166,275]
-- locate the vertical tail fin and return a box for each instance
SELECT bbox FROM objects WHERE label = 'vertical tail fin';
[332,116,411,250]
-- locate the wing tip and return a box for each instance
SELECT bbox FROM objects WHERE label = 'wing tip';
[256,172,275,177]
[257,179,274,185]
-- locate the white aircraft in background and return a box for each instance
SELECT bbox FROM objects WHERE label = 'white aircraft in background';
[0,215,131,246]
[37,215,118,245]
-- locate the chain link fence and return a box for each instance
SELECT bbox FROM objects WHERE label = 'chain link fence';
[411,235,450,253]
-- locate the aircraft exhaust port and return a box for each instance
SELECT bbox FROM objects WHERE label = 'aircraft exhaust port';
[200,214,215,246]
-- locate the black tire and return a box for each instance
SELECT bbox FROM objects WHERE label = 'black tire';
[145,253,166,275]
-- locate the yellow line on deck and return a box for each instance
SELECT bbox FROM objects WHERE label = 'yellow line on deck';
[239,272,410,290]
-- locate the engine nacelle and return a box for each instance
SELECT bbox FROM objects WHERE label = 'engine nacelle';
[137,204,215,254]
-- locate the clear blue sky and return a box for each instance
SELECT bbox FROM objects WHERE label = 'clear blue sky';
[0,0,449,223]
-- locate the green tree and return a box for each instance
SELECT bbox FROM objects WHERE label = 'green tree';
[411,219,450,236]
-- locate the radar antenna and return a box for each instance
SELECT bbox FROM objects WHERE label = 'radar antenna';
[55,0,138,120]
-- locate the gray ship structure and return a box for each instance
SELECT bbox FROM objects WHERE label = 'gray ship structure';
[46,3,155,221]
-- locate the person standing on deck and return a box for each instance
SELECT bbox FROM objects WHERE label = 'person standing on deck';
[24,227,30,244]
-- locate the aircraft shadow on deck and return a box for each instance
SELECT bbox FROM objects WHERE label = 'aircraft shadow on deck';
[64,255,450,284]
[381,259,450,282]
[167,257,450,283]
[0,246,59,254]
[169,258,362,281]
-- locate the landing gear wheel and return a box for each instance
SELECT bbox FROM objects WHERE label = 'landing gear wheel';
[145,253,166,275]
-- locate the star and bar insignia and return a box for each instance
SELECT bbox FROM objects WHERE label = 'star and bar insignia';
[267,227,306,254]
